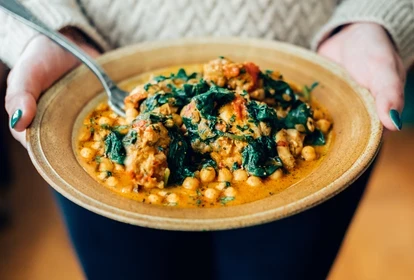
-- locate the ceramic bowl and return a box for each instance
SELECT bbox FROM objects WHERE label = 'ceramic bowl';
[26,38,382,231]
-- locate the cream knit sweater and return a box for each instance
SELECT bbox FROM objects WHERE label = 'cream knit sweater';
[1,0,414,68]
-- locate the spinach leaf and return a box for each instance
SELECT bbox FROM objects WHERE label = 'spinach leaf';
[305,129,326,146]
[182,79,210,98]
[284,103,311,132]
[200,158,217,170]
[247,100,280,128]
[167,128,193,184]
[260,72,296,107]
[193,85,235,118]
[141,80,209,113]
[152,68,197,83]
[141,92,186,113]
[104,132,126,165]
[175,68,197,81]
[242,136,283,177]
[122,130,138,146]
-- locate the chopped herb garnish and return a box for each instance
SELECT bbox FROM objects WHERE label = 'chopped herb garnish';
[236,124,249,131]
[220,196,235,205]
[112,125,130,132]
[196,189,202,197]
[100,124,111,130]
[302,81,319,101]
[95,156,102,163]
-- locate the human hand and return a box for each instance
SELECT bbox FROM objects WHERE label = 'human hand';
[318,23,405,131]
[5,28,100,147]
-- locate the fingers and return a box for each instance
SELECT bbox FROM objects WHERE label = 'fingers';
[369,60,405,131]
[5,35,80,132]
[6,58,45,132]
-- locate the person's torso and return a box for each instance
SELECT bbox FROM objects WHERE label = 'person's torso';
[79,0,337,49]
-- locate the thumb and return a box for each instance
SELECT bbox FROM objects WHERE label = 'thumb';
[369,58,405,131]
[5,35,100,132]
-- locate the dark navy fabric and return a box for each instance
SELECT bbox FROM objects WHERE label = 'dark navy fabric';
[54,163,374,280]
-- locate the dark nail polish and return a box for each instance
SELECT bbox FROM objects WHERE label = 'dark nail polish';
[389,109,402,131]
[10,109,22,129]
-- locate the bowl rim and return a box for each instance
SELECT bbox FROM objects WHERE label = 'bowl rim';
[26,37,383,231]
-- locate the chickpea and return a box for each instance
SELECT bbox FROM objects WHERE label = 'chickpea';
[148,194,161,204]
[114,164,125,172]
[200,167,216,183]
[313,108,324,120]
[214,182,228,191]
[232,169,248,182]
[99,129,110,138]
[210,152,221,163]
[316,119,332,134]
[158,191,168,197]
[91,141,101,150]
[93,132,102,142]
[96,102,109,111]
[106,176,118,187]
[306,117,315,132]
[172,113,183,126]
[295,124,306,132]
[247,176,262,187]
[164,119,174,128]
[282,93,292,101]
[97,172,108,181]
[223,187,237,197]
[126,108,139,123]
[218,168,232,182]
[117,118,128,126]
[99,158,114,172]
[219,106,233,123]
[269,169,283,180]
[204,188,218,200]
[166,193,179,203]
[250,88,265,100]
[80,147,95,160]
[301,146,317,161]
[109,113,118,119]
[183,177,200,190]
[78,128,91,142]
[120,185,133,193]
[98,116,113,126]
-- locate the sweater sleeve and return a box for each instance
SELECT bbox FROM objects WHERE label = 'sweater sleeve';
[0,0,110,68]
[311,0,414,68]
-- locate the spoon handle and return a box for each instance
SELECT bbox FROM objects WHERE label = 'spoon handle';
[0,0,115,95]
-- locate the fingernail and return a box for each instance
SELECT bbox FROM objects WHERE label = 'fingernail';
[389,109,402,131]
[10,109,22,129]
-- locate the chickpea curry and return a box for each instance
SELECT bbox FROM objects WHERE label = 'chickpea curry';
[77,58,333,208]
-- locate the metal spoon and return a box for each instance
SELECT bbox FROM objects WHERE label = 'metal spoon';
[0,0,128,117]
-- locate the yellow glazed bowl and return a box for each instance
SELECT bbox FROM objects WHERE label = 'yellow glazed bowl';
[26,38,382,231]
